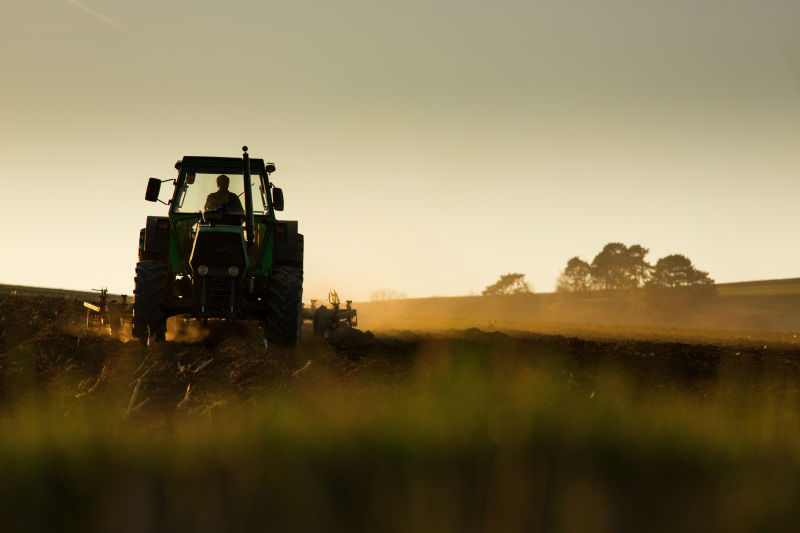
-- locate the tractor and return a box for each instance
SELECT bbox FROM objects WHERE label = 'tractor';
[133,147,303,345]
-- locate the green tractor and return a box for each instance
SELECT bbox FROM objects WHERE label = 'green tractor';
[133,147,303,345]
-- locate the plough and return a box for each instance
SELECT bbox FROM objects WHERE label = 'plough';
[83,288,130,336]
[302,290,358,339]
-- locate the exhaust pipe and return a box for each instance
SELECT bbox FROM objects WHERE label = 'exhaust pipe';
[242,146,255,246]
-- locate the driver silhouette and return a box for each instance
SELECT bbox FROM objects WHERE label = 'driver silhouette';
[204,174,244,214]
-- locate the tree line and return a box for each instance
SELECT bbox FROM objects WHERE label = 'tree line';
[556,242,713,292]
[482,272,532,296]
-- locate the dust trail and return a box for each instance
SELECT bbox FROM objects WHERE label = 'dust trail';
[67,0,149,46]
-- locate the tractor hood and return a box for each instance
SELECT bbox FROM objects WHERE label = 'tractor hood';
[189,226,249,277]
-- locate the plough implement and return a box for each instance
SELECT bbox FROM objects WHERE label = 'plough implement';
[302,290,358,339]
[83,288,130,335]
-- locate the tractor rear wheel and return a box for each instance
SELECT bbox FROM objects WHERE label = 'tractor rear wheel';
[132,260,167,341]
[265,266,303,346]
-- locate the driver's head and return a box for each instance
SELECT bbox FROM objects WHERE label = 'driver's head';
[216,174,230,191]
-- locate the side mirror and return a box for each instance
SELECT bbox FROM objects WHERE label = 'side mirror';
[272,188,284,211]
[145,178,161,202]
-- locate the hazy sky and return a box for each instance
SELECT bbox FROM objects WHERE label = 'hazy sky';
[2,0,800,300]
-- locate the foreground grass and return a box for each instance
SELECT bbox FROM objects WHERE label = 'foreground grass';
[3,343,800,533]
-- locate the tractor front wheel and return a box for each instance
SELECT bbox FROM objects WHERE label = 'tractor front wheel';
[132,260,167,341]
[265,266,303,346]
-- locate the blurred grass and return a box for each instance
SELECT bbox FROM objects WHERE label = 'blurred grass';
[4,336,800,533]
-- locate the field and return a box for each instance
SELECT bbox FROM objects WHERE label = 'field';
[3,284,800,531]
[358,279,800,335]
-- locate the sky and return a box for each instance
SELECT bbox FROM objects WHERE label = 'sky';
[1,0,800,301]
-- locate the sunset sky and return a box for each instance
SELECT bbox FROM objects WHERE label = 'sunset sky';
[1,0,800,300]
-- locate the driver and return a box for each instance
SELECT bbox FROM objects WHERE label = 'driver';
[204,174,244,214]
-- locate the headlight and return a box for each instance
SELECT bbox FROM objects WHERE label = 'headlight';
[228,265,240,277]
[197,265,209,276]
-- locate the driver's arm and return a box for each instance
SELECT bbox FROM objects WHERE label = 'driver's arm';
[230,194,245,214]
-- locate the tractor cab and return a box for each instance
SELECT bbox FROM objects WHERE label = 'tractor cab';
[154,154,278,273]
[172,171,257,260]
[176,171,266,220]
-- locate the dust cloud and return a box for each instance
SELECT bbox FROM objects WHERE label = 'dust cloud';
[166,316,213,343]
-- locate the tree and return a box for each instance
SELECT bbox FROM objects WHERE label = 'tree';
[627,244,652,289]
[556,257,593,292]
[590,242,652,290]
[648,254,714,288]
[591,243,628,289]
[482,273,532,296]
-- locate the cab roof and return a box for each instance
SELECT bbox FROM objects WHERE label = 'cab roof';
[178,156,266,174]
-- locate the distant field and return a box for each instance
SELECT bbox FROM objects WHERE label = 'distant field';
[716,278,800,296]
[6,277,800,336]
[355,278,800,335]
[4,276,800,309]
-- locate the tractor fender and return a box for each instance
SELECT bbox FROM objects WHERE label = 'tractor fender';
[272,221,303,268]
[140,216,170,261]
